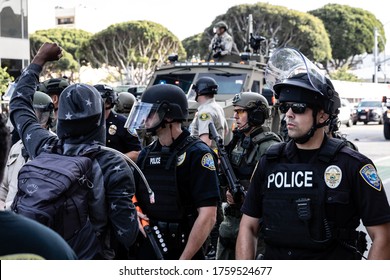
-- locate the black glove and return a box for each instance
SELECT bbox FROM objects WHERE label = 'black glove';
[213,51,221,58]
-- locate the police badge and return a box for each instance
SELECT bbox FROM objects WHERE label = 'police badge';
[324,165,342,189]
[108,124,117,135]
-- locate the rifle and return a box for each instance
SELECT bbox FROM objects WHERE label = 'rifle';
[208,122,245,204]
[132,195,165,260]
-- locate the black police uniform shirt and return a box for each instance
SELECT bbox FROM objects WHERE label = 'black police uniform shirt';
[9,64,139,259]
[106,110,141,154]
[0,211,77,260]
[241,136,390,259]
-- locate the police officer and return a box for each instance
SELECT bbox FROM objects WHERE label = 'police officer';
[189,77,228,258]
[126,84,220,260]
[0,91,54,210]
[114,91,137,117]
[209,21,239,60]
[236,47,390,260]
[38,77,70,133]
[94,84,141,162]
[190,77,228,150]
[217,91,282,260]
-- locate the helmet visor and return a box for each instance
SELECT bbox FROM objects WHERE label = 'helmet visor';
[34,109,50,127]
[265,48,327,95]
[125,102,165,135]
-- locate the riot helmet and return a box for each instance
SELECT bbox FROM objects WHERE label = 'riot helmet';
[38,77,69,96]
[125,84,188,135]
[232,92,270,127]
[94,84,117,108]
[214,21,228,31]
[33,91,55,128]
[265,47,338,144]
[115,91,136,115]
[193,77,218,102]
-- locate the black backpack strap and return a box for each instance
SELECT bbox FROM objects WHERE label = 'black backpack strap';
[318,138,346,163]
[265,142,286,160]
[165,135,202,170]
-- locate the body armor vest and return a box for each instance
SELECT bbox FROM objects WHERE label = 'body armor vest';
[138,136,201,222]
[230,128,281,189]
[262,138,346,250]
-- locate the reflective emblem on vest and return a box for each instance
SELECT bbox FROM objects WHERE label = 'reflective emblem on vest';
[267,171,313,188]
[150,157,161,165]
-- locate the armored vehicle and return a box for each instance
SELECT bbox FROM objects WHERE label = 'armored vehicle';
[146,55,280,142]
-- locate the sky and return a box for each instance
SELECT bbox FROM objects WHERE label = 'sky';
[27,0,390,45]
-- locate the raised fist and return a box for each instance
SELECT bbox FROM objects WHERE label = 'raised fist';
[32,42,63,66]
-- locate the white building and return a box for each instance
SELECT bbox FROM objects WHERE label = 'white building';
[0,0,29,78]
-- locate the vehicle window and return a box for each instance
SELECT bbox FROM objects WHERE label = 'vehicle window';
[153,74,196,94]
[198,73,246,95]
[251,80,260,93]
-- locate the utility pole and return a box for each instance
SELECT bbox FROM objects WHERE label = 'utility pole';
[374,27,378,83]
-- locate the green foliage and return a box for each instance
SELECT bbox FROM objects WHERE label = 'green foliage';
[309,4,385,69]
[182,33,203,60]
[329,66,362,82]
[0,67,14,96]
[78,20,186,84]
[192,2,331,62]
[30,28,92,80]
[30,28,92,60]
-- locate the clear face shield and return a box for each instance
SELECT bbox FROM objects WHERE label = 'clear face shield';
[124,102,166,136]
[265,47,327,96]
[187,88,196,102]
[34,109,51,127]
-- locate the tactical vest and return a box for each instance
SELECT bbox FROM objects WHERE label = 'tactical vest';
[230,129,282,188]
[137,136,201,222]
[262,138,347,250]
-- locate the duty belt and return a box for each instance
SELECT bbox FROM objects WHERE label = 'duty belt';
[224,205,242,218]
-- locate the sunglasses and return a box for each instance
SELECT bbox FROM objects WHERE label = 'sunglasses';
[233,108,247,115]
[279,103,309,114]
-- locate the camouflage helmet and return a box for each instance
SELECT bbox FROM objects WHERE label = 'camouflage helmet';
[232,91,270,126]
[94,84,117,107]
[115,91,136,114]
[33,91,55,127]
[38,77,70,96]
[214,21,228,30]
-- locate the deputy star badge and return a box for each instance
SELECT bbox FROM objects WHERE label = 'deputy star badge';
[201,153,216,171]
[324,165,342,189]
[360,164,382,191]
[199,113,211,121]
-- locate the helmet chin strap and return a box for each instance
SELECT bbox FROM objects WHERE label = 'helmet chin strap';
[292,108,329,144]
[238,122,251,133]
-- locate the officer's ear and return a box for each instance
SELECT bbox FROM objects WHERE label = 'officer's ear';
[51,94,59,106]
[317,110,329,124]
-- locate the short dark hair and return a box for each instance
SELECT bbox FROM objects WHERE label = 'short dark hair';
[0,114,10,182]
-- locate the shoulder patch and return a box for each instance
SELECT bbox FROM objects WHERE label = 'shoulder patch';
[199,113,211,121]
[360,164,382,191]
[201,153,216,171]
[177,152,186,166]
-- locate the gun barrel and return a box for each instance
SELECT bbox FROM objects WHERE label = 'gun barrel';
[208,122,245,203]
